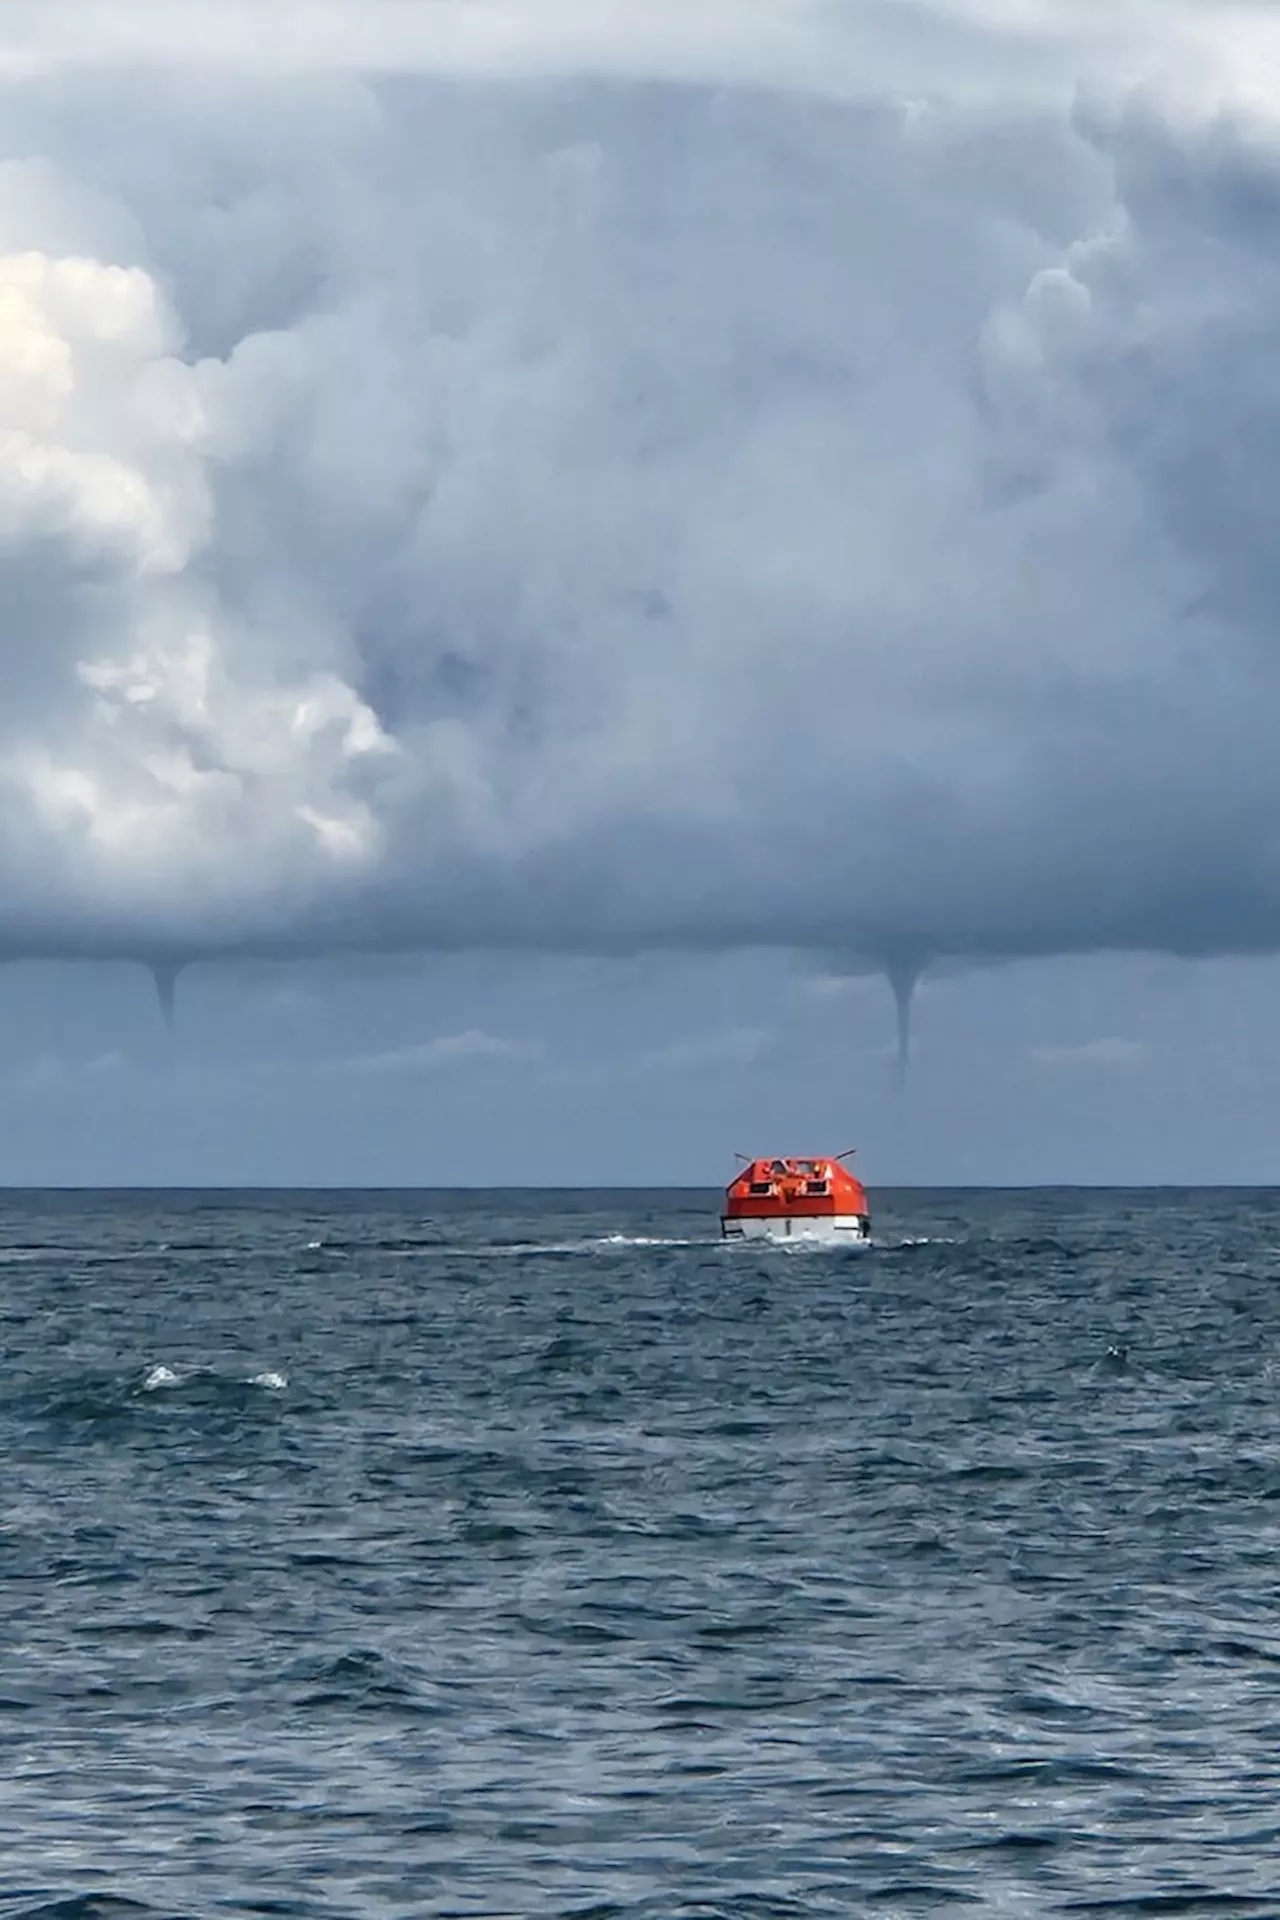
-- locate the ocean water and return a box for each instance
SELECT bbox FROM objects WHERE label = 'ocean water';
[3,1187,1280,1920]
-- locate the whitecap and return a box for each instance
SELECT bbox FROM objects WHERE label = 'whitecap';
[142,1364,180,1391]
[250,1370,288,1391]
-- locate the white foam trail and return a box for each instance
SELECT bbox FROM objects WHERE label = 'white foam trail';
[593,1233,710,1249]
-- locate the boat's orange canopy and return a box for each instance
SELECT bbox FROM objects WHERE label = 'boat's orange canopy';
[723,1155,868,1216]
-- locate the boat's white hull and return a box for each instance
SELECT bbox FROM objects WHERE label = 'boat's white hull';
[721,1213,871,1245]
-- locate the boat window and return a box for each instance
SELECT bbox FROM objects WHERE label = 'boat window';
[804,1180,828,1196]
[748,1181,773,1196]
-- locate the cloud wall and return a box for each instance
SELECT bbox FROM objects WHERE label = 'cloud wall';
[0,4,1273,979]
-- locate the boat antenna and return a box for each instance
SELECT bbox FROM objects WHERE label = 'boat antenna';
[733,1151,751,1164]
[835,1147,858,1162]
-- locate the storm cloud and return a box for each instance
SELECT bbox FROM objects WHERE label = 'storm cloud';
[0,0,1275,994]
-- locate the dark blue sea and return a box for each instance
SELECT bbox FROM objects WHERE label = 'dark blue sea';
[3,1187,1280,1919]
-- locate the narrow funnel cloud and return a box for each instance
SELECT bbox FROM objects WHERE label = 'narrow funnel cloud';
[886,960,923,1093]
[148,963,182,1031]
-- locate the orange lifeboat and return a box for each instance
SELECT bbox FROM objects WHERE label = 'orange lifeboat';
[721,1154,872,1244]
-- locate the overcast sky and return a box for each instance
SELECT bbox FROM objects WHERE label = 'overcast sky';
[0,0,1276,1184]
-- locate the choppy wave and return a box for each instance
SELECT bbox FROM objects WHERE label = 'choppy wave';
[1,1186,1278,1917]
[0,1900,192,1920]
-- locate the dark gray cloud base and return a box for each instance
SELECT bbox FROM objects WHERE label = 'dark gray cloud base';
[0,26,1272,989]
